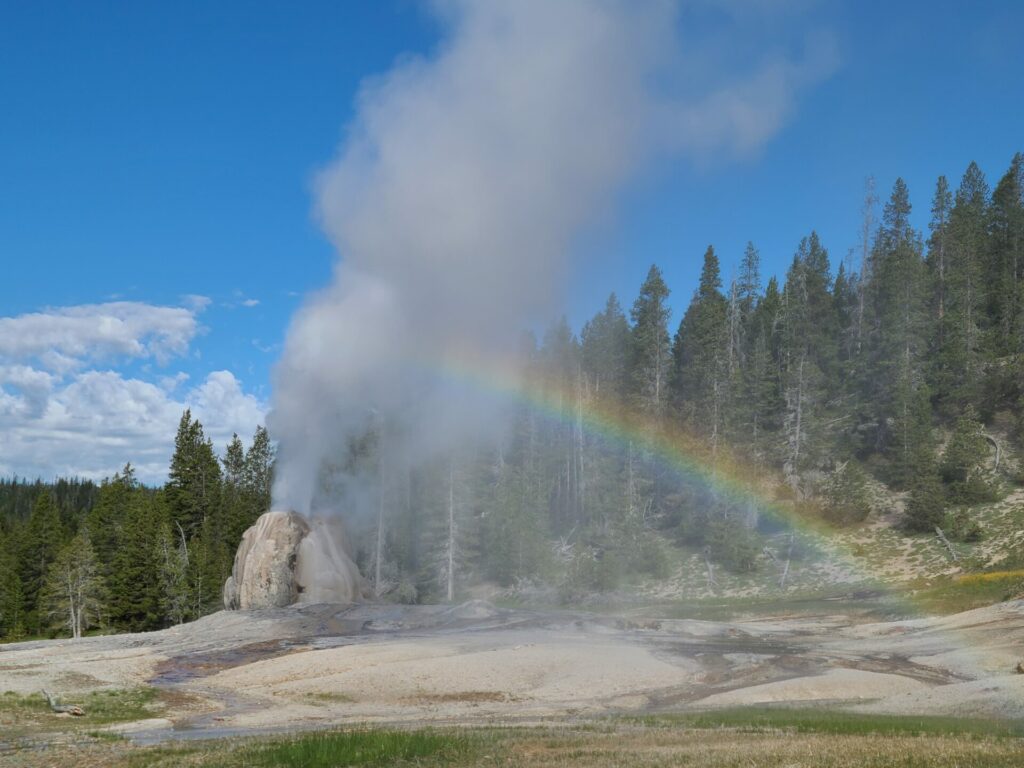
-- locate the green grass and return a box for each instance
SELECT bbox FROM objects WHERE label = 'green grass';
[222,728,480,768]
[85,729,128,741]
[0,686,160,726]
[633,707,1024,738]
[634,588,906,622]
[910,570,1024,614]
[11,718,1024,767]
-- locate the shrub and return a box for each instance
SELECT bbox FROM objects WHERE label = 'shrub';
[947,508,983,542]
[940,405,1000,504]
[822,462,871,525]
[707,517,760,573]
[904,473,945,533]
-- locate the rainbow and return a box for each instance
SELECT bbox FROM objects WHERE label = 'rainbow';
[436,350,837,540]
[432,351,1013,675]
[432,352,998,596]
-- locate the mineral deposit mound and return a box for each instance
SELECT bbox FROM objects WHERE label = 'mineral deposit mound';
[223,510,366,610]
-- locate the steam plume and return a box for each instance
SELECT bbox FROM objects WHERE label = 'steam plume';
[269,0,833,519]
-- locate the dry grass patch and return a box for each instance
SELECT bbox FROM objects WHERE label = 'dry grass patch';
[495,728,1024,767]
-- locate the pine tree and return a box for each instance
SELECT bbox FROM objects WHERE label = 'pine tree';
[737,241,762,319]
[86,465,137,591]
[904,472,946,533]
[940,405,997,504]
[671,246,729,449]
[155,518,190,626]
[244,426,274,512]
[480,464,550,586]
[538,316,582,532]
[987,153,1024,356]
[889,381,937,490]
[927,175,953,326]
[858,180,930,467]
[222,434,245,486]
[778,234,835,474]
[629,265,672,418]
[186,520,226,620]
[823,462,871,525]
[222,433,252,551]
[0,532,24,638]
[934,163,990,412]
[39,530,105,639]
[166,410,224,539]
[107,494,162,630]
[19,492,64,634]
[580,294,631,399]
[423,457,478,602]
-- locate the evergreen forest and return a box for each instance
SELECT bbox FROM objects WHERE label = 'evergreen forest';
[2,155,1023,639]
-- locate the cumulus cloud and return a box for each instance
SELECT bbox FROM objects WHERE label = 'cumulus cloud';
[0,368,264,483]
[0,300,264,483]
[0,301,201,372]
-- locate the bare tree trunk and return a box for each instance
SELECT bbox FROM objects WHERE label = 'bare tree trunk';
[727,278,740,376]
[855,176,877,355]
[786,355,806,475]
[447,461,455,603]
[654,337,662,408]
[626,441,637,519]
[374,438,385,597]
[65,573,77,639]
[576,368,586,525]
[175,522,189,565]
[779,534,794,589]
[935,526,958,562]
[374,487,384,597]
[711,374,720,458]
[984,433,1001,472]
[937,230,946,321]
[703,547,716,591]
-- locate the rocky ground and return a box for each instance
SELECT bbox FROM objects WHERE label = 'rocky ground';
[1,597,1022,747]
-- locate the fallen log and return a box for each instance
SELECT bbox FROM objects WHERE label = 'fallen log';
[41,689,85,716]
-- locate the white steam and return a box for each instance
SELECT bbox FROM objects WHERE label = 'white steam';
[269,0,834,517]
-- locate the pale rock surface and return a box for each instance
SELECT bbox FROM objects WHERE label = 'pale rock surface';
[295,517,365,604]
[224,510,365,610]
[224,511,310,610]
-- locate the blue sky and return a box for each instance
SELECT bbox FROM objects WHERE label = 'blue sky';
[1,1,1022,481]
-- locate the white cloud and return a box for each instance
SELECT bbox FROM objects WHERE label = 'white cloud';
[240,298,260,308]
[0,300,265,483]
[0,301,201,371]
[0,367,265,483]
[182,294,212,312]
[158,372,190,392]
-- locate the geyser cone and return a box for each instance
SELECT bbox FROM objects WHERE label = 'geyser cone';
[224,510,366,610]
[294,516,365,604]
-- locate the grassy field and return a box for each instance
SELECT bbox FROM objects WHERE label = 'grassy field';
[910,568,1024,614]
[632,707,1024,738]
[0,685,201,753]
[0,687,160,727]
[4,709,1024,767]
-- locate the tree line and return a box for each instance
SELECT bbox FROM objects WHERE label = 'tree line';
[0,416,272,639]
[1,154,1021,636]
[353,154,1023,602]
